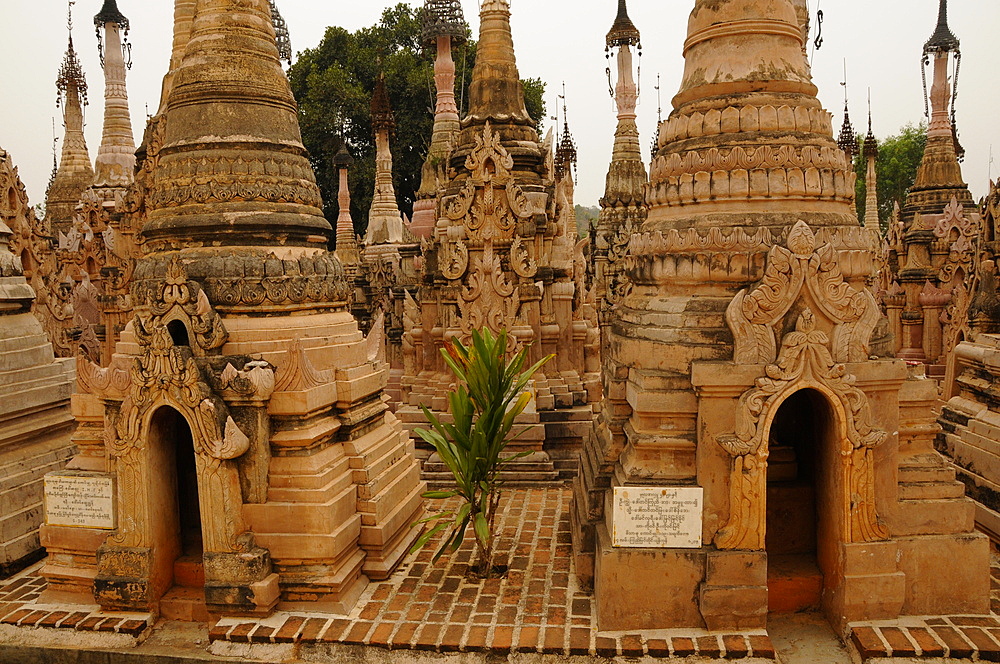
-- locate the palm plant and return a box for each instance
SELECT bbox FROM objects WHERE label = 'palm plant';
[410,327,552,578]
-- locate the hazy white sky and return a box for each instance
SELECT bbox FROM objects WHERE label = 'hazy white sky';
[0,1,997,209]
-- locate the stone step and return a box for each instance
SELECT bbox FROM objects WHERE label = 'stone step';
[893,497,975,536]
[173,555,205,588]
[768,554,822,614]
[159,585,210,622]
[898,457,957,483]
[898,480,966,500]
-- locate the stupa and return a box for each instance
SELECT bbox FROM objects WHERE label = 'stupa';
[938,180,1000,541]
[884,0,982,373]
[398,0,599,480]
[360,77,422,408]
[593,0,647,309]
[573,0,988,633]
[0,150,76,578]
[410,0,467,239]
[46,3,95,239]
[39,0,425,618]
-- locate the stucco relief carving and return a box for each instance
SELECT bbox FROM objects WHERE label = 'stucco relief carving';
[151,153,323,209]
[715,309,889,550]
[457,242,519,339]
[651,144,850,180]
[444,122,533,244]
[273,336,334,392]
[661,103,833,143]
[440,238,469,280]
[727,220,880,365]
[510,236,537,278]
[132,256,228,355]
[108,325,253,553]
[933,196,981,286]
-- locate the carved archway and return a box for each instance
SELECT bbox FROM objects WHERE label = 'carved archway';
[715,310,889,551]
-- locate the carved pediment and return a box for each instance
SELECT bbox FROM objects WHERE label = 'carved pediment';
[112,326,249,462]
[132,256,228,355]
[444,122,533,245]
[715,309,889,550]
[727,220,880,365]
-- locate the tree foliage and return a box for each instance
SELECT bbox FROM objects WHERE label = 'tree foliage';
[854,122,927,231]
[411,328,552,578]
[289,3,546,241]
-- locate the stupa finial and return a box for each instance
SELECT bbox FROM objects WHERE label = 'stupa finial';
[57,1,88,111]
[606,0,641,49]
[421,0,467,47]
[924,0,960,55]
[554,84,577,181]
[837,60,858,161]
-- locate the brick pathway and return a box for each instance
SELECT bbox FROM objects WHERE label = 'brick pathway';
[6,486,1000,660]
[210,487,773,658]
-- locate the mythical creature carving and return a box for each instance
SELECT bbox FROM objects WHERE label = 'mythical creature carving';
[604,214,636,307]
[715,309,889,550]
[727,220,880,365]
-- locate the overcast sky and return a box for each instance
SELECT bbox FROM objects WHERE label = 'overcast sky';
[0,1,997,210]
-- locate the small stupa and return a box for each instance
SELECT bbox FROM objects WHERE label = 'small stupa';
[574,0,988,633]
[885,0,982,373]
[0,149,75,578]
[397,0,599,481]
[40,0,425,618]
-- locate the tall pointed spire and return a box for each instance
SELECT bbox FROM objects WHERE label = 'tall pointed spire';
[365,75,405,246]
[46,1,95,236]
[142,0,329,252]
[92,0,135,191]
[332,141,360,268]
[595,0,647,307]
[411,0,468,239]
[863,103,880,234]
[905,0,970,216]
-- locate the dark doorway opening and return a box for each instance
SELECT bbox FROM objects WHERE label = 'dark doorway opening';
[765,389,830,614]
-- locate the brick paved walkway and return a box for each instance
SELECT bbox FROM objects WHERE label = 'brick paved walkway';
[210,487,773,658]
[4,487,1000,660]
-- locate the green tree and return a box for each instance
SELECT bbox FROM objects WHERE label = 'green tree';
[289,4,546,241]
[411,328,552,578]
[854,122,927,231]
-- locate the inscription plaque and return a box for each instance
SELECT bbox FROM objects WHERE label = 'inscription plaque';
[612,486,703,548]
[44,473,115,529]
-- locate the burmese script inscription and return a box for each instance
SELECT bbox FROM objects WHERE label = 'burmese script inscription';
[44,473,115,529]
[612,486,703,548]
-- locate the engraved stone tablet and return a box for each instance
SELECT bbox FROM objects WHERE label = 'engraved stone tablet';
[44,472,115,529]
[612,486,703,548]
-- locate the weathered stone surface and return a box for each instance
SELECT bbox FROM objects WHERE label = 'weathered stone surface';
[40,0,424,621]
[574,0,990,634]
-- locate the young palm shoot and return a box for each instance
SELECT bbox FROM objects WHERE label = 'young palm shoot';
[410,327,552,578]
